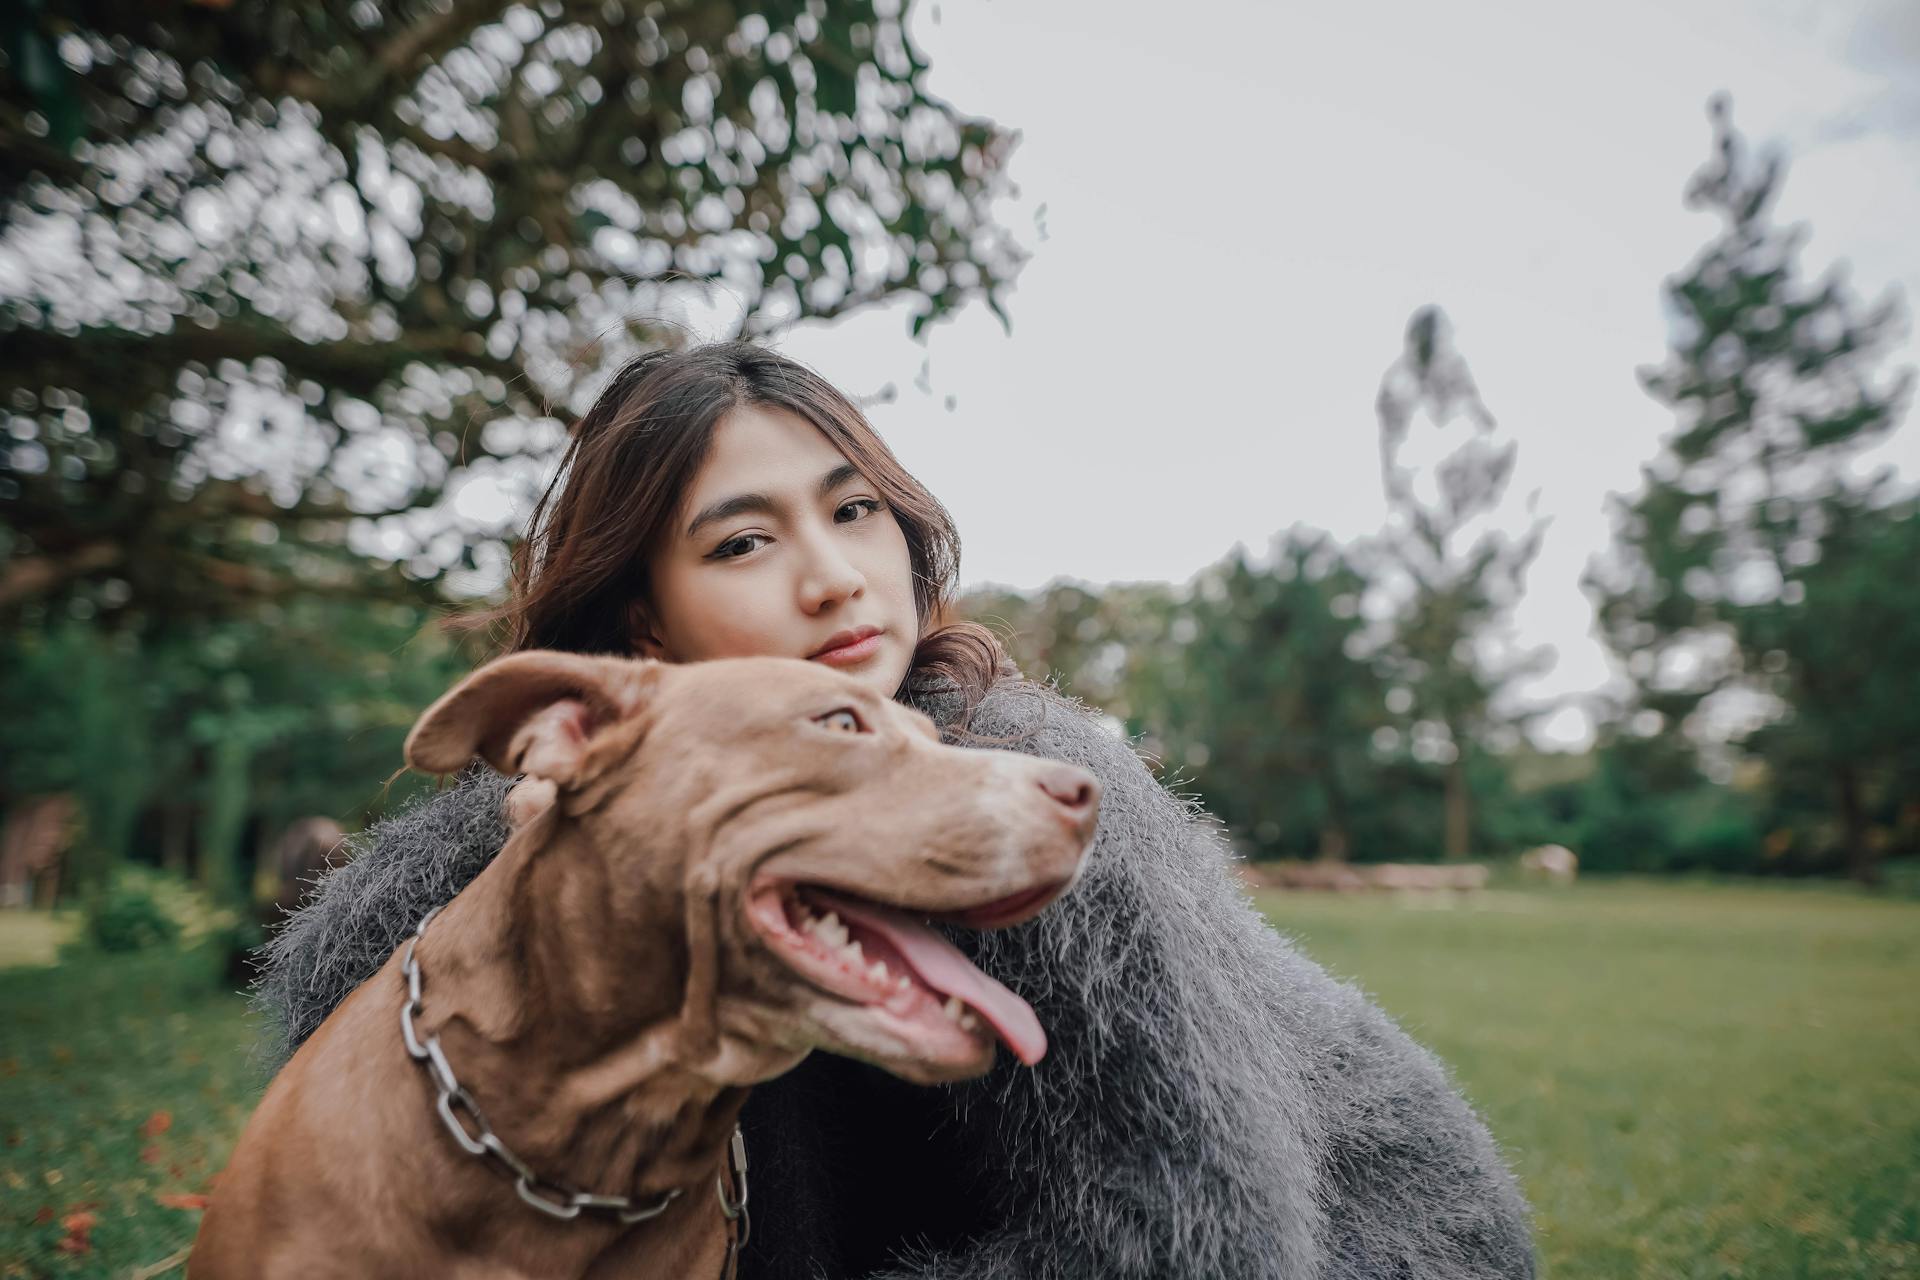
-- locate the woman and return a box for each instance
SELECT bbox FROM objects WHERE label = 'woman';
[255,342,1536,1279]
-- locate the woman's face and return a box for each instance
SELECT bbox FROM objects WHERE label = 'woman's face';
[633,401,921,698]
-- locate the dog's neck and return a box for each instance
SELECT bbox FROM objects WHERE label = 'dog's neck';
[408,799,751,1213]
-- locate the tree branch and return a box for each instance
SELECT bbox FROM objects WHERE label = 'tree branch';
[0,543,123,610]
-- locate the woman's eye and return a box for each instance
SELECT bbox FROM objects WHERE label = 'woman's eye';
[836,498,882,523]
[712,533,768,560]
[816,708,865,734]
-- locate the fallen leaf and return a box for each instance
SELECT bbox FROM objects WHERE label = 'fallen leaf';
[34,1206,54,1225]
[156,1192,212,1211]
[55,1210,96,1256]
[141,1110,173,1138]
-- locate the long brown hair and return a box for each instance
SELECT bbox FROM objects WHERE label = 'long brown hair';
[474,341,1013,718]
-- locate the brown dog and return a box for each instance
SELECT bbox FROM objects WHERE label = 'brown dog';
[192,652,1098,1279]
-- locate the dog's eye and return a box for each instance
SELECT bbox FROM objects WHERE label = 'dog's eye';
[815,708,866,734]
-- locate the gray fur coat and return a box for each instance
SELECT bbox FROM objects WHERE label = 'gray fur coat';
[253,675,1535,1279]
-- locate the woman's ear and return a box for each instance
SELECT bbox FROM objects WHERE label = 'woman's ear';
[626,599,669,661]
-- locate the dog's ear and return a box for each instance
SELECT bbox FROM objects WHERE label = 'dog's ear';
[404,651,662,787]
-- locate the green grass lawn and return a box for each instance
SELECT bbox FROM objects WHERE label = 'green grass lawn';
[0,945,260,1279]
[1,879,1915,1278]
[1254,878,1920,1279]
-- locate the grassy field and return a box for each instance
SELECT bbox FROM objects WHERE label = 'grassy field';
[1,878,1915,1278]
[0,944,259,1279]
[1253,879,1920,1279]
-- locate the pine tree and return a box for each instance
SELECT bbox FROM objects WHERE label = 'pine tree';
[1587,96,1914,882]
[1375,306,1545,859]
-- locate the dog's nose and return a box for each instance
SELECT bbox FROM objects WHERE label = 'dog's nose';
[1036,764,1099,820]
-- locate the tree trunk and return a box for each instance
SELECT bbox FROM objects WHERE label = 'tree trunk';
[1317,763,1353,862]
[1444,752,1471,861]
[199,736,253,907]
[1836,762,1879,886]
[160,803,192,875]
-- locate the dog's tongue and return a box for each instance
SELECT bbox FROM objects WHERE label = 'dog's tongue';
[808,889,1047,1066]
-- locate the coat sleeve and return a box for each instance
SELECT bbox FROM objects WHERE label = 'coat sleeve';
[248,770,515,1072]
[870,685,1535,1280]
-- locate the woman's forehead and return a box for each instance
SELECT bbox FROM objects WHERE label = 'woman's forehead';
[677,404,861,522]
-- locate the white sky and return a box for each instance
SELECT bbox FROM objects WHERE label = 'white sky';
[747,0,1920,747]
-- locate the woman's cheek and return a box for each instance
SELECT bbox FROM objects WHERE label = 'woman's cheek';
[707,596,793,658]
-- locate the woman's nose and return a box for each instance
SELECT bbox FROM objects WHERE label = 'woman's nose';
[797,537,865,612]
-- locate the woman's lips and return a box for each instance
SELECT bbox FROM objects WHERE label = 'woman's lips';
[811,633,883,665]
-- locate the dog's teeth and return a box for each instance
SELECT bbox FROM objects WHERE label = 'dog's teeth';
[818,913,847,947]
[845,939,864,964]
[959,1011,980,1031]
[868,960,889,983]
[942,995,965,1022]
[895,973,912,992]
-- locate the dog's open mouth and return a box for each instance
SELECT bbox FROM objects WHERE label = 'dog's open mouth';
[745,882,1067,1066]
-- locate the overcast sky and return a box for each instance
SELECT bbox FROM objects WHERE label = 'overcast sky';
[730,0,1920,747]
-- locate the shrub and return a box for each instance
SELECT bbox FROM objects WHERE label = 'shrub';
[88,874,181,952]
[81,866,239,954]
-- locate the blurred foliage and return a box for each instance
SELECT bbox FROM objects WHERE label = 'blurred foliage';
[1587,96,1917,882]
[0,598,478,899]
[0,0,1021,900]
[967,533,1451,864]
[1135,532,1387,863]
[85,865,184,952]
[0,0,1020,625]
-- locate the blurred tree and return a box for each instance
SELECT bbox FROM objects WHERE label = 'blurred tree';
[962,577,1180,720]
[0,598,477,900]
[1374,306,1546,858]
[1587,97,1915,883]
[963,531,1390,863]
[1737,499,1920,878]
[0,623,154,894]
[0,0,1021,627]
[1143,531,1387,862]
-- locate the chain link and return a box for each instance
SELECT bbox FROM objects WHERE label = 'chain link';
[399,905,747,1234]
[718,1122,751,1275]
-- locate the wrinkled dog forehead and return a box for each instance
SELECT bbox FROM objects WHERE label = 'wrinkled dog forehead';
[664,656,900,727]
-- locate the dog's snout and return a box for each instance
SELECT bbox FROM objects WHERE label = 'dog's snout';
[1037,765,1099,819]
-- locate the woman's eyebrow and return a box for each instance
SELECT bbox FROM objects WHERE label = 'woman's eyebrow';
[685,462,864,539]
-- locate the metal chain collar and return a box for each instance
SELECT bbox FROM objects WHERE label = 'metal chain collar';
[399,903,749,1253]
